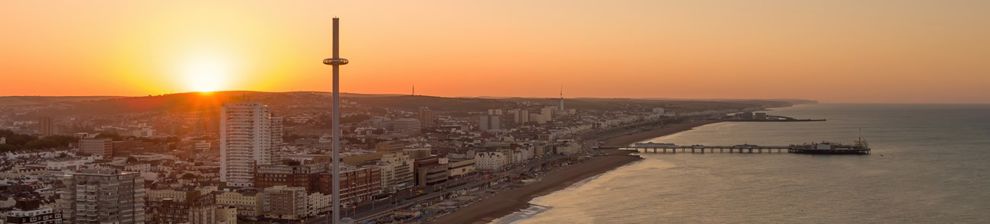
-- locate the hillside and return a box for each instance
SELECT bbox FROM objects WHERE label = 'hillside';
[1,91,800,116]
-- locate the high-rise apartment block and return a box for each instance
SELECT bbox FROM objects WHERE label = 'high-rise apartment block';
[37,117,54,136]
[58,169,145,224]
[479,115,501,131]
[418,107,436,128]
[220,102,283,188]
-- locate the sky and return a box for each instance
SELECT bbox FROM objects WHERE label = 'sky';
[1,0,988,103]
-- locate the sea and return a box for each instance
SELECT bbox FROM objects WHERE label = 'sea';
[496,103,990,224]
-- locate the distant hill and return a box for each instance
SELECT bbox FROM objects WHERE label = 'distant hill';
[0,96,121,106]
[1,91,799,116]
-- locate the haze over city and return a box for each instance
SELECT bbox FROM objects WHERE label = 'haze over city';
[3,1,990,224]
[3,0,989,103]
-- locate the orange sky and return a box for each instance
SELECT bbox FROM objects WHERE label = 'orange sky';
[1,0,988,103]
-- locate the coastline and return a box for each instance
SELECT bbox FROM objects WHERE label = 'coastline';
[433,120,718,224]
[601,120,721,146]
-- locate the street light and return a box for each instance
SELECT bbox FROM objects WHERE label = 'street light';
[322,17,348,224]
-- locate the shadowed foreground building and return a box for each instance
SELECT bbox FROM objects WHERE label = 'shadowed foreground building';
[254,161,383,205]
[145,187,227,224]
[4,200,62,224]
[216,190,261,219]
[318,166,382,204]
[260,186,308,220]
[58,169,145,224]
[415,157,449,188]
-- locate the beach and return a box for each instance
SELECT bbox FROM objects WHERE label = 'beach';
[600,120,720,146]
[433,120,716,224]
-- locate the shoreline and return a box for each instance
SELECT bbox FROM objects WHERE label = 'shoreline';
[433,120,719,224]
[602,120,721,146]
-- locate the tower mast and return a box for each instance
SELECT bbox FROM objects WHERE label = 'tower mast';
[322,17,349,224]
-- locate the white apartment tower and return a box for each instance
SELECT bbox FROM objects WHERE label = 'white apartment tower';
[221,102,282,187]
[378,152,415,192]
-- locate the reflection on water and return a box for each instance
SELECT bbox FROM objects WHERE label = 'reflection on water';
[511,104,990,224]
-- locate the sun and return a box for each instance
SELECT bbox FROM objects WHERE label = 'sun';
[181,56,230,93]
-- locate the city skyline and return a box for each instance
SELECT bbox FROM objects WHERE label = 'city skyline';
[2,1,989,103]
[2,1,989,223]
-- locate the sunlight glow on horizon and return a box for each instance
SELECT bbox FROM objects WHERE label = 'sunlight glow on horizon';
[1,0,989,103]
[180,53,233,93]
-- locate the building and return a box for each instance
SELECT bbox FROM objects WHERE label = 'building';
[509,147,535,164]
[37,117,54,137]
[270,116,284,149]
[377,152,415,192]
[260,186,308,220]
[418,107,436,128]
[316,166,382,204]
[194,140,212,152]
[403,147,432,159]
[538,107,556,123]
[479,115,501,131]
[374,141,406,153]
[214,207,238,224]
[254,161,381,205]
[78,138,112,158]
[187,203,216,224]
[145,188,216,224]
[755,112,768,120]
[556,140,582,155]
[390,118,422,136]
[4,200,62,224]
[110,140,165,157]
[414,157,448,188]
[147,193,214,224]
[447,158,476,178]
[474,151,509,171]
[58,169,145,224]
[220,102,282,188]
[652,107,666,115]
[307,192,331,217]
[215,191,261,218]
[254,161,323,191]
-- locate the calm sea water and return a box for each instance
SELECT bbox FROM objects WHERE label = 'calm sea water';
[507,104,990,224]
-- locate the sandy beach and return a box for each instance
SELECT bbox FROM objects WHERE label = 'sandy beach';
[601,120,720,146]
[433,120,717,224]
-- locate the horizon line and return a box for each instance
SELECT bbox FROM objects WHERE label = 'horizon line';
[4,90,990,105]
